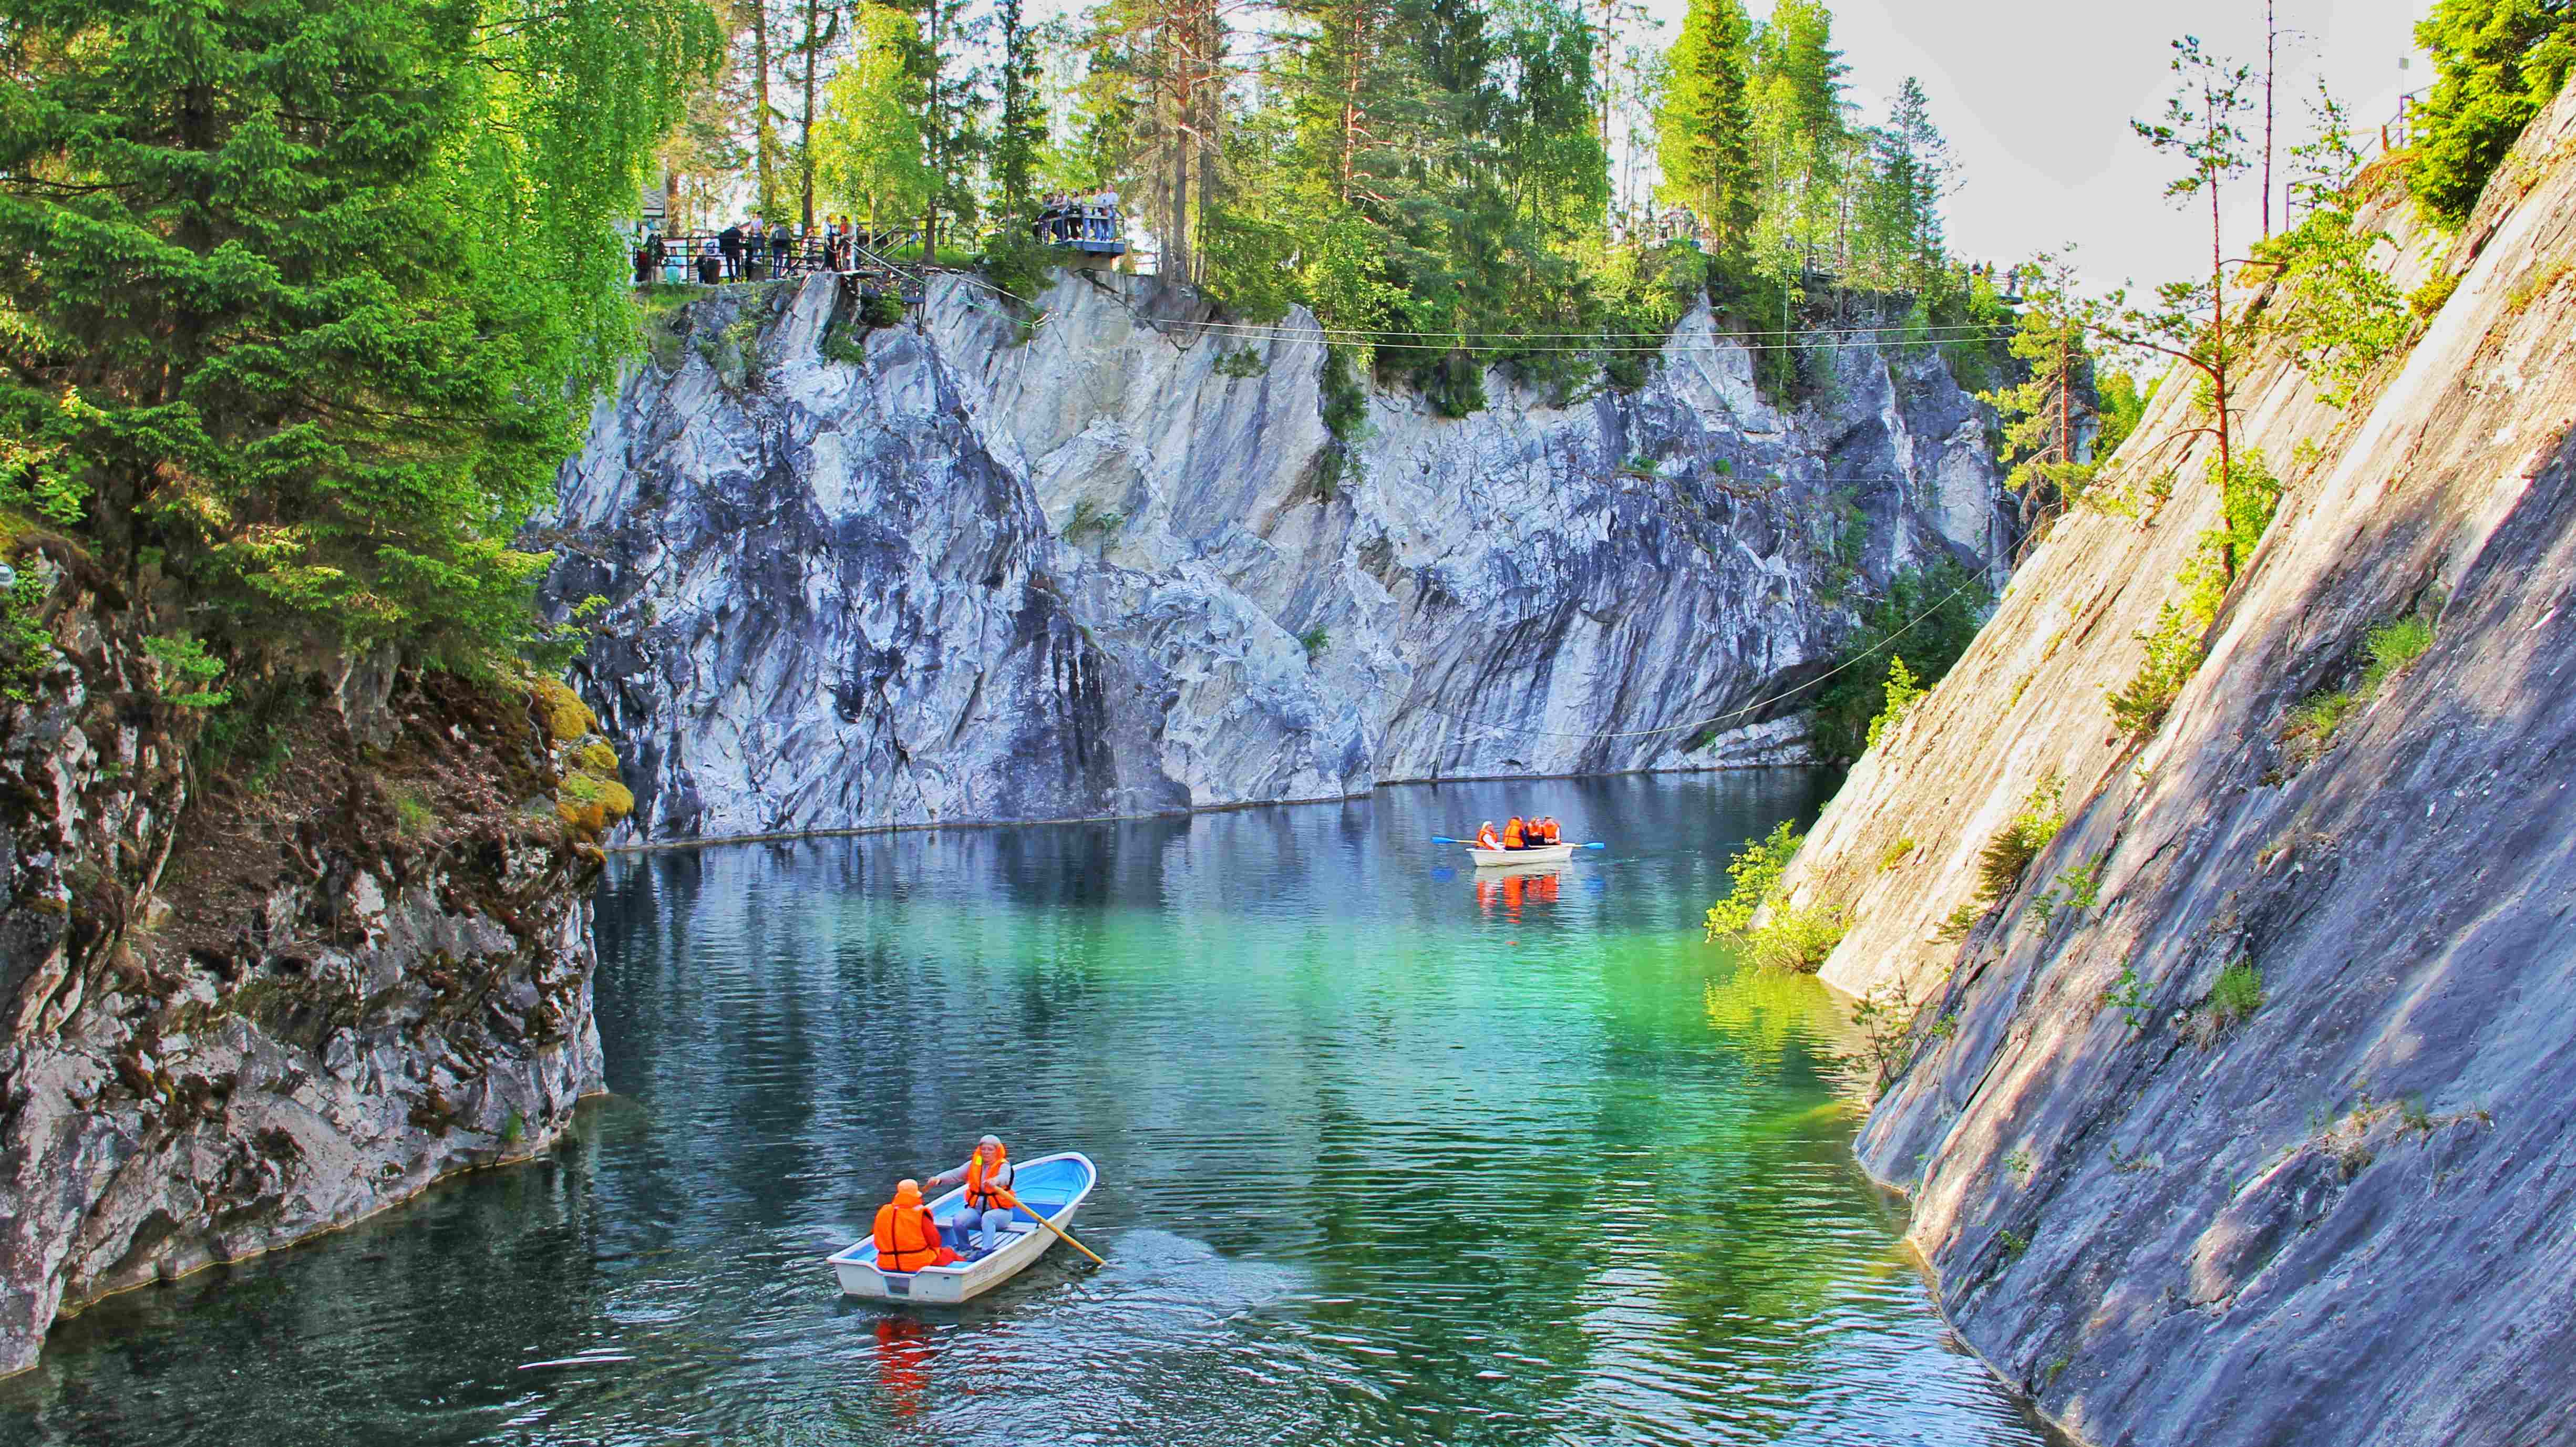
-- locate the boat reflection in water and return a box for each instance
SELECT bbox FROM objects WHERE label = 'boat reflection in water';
[872,1317,936,1419]
[1475,863,1563,921]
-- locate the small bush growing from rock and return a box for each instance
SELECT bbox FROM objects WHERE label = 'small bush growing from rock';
[1977,778,2064,902]
[2207,960,2265,1027]
[1877,836,1917,871]
[1707,819,1850,972]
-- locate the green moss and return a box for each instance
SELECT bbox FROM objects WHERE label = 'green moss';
[390,785,437,839]
[531,677,595,742]
[1877,837,1918,872]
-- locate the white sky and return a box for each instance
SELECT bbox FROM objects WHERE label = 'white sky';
[1645,0,2437,293]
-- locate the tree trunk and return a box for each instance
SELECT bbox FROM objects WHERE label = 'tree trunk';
[799,0,820,231]
[754,0,775,218]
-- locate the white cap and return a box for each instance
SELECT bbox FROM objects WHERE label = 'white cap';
[980,1134,1004,1149]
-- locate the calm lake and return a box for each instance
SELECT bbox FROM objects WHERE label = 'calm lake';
[1,772,2047,1446]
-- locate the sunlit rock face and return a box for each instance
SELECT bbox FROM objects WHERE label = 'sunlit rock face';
[1767,76,2576,1447]
[544,270,2007,843]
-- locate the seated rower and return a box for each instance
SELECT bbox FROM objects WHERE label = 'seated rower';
[1476,820,1502,850]
[873,1179,961,1273]
[926,1133,1018,1255]
[1541,816,1562,844]
[1502,816,1527,849]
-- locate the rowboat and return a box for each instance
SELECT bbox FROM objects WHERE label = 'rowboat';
[826,1151,1098,1304]
[1465,842,1576,866]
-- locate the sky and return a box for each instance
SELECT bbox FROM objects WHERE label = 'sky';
[1640,0,2436,292]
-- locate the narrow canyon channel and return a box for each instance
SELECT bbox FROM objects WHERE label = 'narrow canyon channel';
[2,773,2049,1445]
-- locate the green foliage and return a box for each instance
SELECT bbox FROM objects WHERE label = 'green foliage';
[1746,902,1850,973]
[2207,960,2265,1027]
[2407,0,2576,226]
[820,323,872,366]
[0,566,57,702]
[142,634,231,710]
[1705,818,1847,973]
[811,4,936,230]
[861,292,910,329]
[2101,964,2153,1032]
[1877,837,1917,872]
[2030,854,2104,926]
[2410,270,2464,322]
[977,229,1059,304]
[1863,656,1923,751]
[1976,778,2064,902]
[2364,614,2435,687]
[2005,1148,2034,1178]
[2219,451,2284,574]
[2102,507,2246,736]
[1298,626,1330,658]
[1933,901,1983,941]
[1658,0,1758,246]
[1985,251,2121,516]
[1215,348,1270,380]
[2255,87,2411,406]
[2094,371,2153,461]
[1811,560,1993,762]
[2284,613,2434,760]
[1707,819,1804,937]
[499,1108,528,1145]
[1997,1229,2029,1260]
[0,0,718,676]
[1319,348,1371,442]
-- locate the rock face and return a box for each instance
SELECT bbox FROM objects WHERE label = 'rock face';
[0,568,612,1376]
[543,271,2010,842]
[1770,80,2576,1447]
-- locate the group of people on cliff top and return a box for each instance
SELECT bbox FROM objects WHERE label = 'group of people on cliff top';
[871,1134,1023,1273]
[1034,189,1120,244]
[633,217,897,287]
[1477,815,1562,850]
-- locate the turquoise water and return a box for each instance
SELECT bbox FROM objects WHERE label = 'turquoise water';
[1,772,2046,1445]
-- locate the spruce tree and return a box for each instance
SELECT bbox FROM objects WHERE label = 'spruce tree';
[1654,0,1755,245]
[0,0,715,669]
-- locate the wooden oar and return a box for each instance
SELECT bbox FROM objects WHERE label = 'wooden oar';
[1007,1195,1107,1268]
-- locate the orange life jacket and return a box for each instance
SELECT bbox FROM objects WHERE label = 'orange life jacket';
[874,1201,945,1272]
[1542,819,1561,844]
[966,1147,1014,1211]
[1477,825,1501,850]
[1502,818,1525,847]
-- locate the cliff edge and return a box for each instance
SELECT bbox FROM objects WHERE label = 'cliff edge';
[1771,78,2576,1446]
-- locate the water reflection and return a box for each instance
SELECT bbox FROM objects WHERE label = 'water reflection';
[1,771,2048,1446]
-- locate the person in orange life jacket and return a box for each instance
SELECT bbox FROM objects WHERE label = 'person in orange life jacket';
[1502,816,1527,849]
[1541,816,1562,844]
[925,1134,1019,1254]
[1476,820,1502,850]
[873,1179,960,1272]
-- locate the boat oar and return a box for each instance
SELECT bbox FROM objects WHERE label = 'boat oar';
[1431,835,1471,844]
[1007,1195,1108,1268]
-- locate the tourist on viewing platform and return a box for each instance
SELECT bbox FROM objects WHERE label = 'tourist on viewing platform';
[717,220,743,279]
[1097,187,1119,241]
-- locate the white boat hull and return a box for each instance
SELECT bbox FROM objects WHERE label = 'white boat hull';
[826,1151,1097,1304]
[1466,842,1576,866]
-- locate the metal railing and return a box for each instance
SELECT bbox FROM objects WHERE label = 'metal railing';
[632,228,923,287]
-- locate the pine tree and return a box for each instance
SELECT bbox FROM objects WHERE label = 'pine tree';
[1654,0,1755,245]
[812,4,936,229]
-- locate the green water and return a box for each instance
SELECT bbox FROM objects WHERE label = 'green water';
[1,772,2045,1445]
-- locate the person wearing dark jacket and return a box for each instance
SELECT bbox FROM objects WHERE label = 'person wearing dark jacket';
[718,221,744,280]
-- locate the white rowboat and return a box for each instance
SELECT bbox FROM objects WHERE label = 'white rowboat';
[826,1151,1098,1304]
[1465,842,1576,866]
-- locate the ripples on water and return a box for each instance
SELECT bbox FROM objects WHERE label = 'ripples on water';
[1,773,2048,1446]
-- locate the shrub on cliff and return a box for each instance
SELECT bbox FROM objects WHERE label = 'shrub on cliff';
[1706,819,1850,972]
[0,0,718,678]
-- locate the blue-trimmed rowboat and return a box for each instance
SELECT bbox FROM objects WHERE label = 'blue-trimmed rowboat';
[826,1151,1099,1304]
